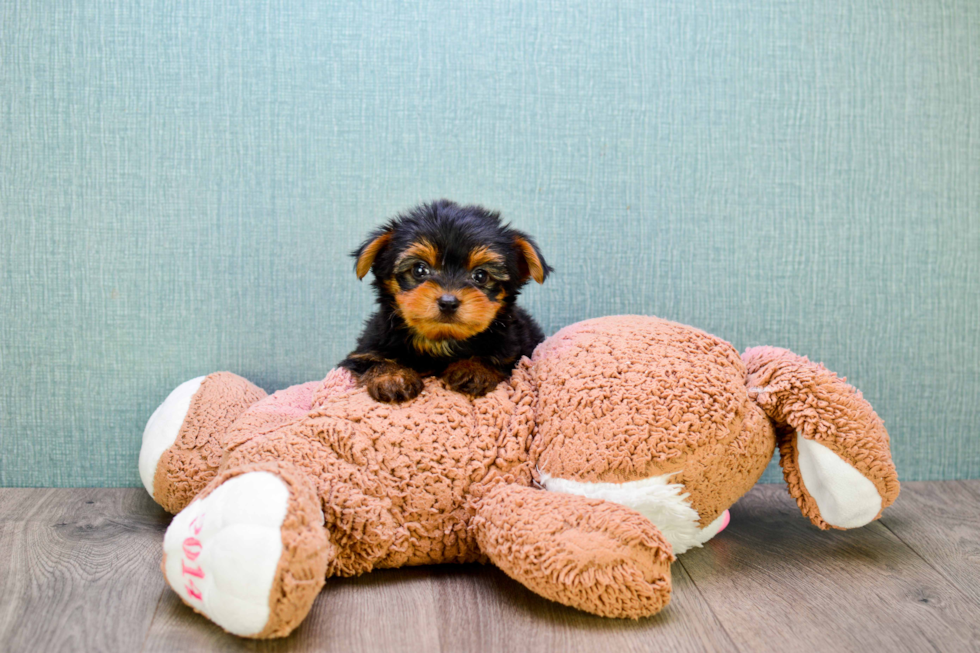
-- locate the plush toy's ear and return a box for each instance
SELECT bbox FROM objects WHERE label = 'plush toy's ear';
[353,228,393,280]
[743,346,900,530]
[513,232,552,284]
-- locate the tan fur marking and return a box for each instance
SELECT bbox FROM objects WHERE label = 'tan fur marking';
[356,232,392,280]
[467,246,505,269]
[514,237,546,283]
[456,286,502,334]
[395,240,439,269]
[410,334,456,357]
[396,282,502,348]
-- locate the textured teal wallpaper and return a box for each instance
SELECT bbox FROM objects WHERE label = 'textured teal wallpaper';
[1,1,978,486]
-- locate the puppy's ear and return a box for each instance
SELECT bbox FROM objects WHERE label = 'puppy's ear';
[513,233,552,284]
[353,228,393,280]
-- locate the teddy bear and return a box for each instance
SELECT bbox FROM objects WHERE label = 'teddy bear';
[138,315,899,639]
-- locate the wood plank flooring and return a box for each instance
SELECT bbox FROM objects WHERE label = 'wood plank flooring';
[0,482,977,652]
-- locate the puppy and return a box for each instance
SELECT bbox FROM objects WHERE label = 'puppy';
[339,200,552,403]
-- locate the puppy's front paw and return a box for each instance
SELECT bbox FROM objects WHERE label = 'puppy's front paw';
[362,363,424,403]
[441,358,506,398]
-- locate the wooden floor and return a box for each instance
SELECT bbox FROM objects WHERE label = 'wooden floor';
[1,482,978,653]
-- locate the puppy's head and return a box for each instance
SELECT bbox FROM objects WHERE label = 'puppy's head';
[352,200,551,351]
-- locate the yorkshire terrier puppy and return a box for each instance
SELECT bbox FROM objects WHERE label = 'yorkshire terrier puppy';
[340,200,552,403]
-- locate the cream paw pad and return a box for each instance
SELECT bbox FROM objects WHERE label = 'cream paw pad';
[162,471,290,637]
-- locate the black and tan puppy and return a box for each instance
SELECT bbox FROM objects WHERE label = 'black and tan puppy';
[340,200,552,403]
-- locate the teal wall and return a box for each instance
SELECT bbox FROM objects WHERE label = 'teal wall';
[2,1,978,487]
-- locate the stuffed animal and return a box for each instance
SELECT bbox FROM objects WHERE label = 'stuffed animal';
[138,315,899,638]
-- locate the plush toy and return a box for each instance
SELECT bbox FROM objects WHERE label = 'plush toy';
[138,315,899,638]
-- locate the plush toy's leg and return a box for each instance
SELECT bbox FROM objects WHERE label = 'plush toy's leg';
[140,372,267,513]
[162,462,332,639]
[471,484,674,619]
[743,347,900,530]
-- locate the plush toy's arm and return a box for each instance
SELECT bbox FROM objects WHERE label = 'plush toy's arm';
[743,347,900,530]
[140,372,269,513]
[470,484,673,619]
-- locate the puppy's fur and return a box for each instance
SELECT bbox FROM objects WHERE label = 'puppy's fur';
[340,200,551,403]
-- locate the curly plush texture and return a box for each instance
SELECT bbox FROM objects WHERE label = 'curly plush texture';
[529,316,747,479]
[473,484,673,618]
[529,316,775,526]
[145,315,900,638]
[217,366,535,574]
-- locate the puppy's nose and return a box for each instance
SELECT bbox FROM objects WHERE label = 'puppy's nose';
[437,294,461,314]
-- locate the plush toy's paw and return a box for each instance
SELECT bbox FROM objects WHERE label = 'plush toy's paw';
[163,467,330,639]
[440,358,506,398]
[362,362,424,403]
[139,376,206,498]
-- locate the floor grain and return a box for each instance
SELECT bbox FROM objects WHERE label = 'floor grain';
[878,480,980,609]
[0,489,171,653]
[680,484,980,653]
[431,558,737,653]
[143,566,443,652]
[1,484,978,653]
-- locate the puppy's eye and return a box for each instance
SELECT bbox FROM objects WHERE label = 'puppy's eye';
[471,268,489,284]
[412,262,430,279]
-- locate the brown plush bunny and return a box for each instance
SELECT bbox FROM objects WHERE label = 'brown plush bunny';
[139,315,899,638]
